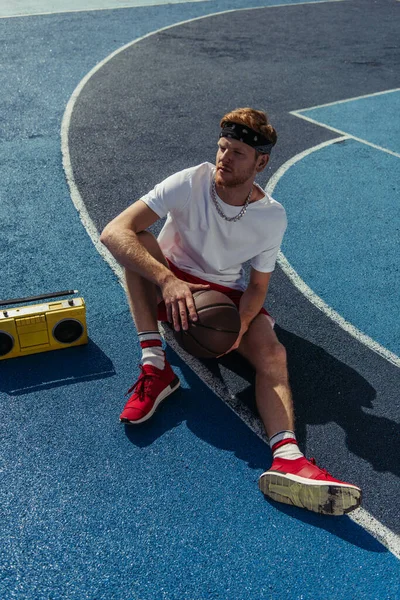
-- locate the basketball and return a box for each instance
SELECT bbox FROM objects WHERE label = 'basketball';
[173,290,241,358]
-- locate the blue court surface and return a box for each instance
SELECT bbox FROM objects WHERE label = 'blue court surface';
[1,0,399,599]
[273,136,400,357]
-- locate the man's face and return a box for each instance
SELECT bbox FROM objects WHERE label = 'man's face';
[215,137,266,187]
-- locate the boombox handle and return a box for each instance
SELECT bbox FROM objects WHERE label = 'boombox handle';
[0,290,78,308]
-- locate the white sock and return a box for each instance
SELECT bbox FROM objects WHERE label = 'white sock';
[138,331,165,371]
[269,430,304,460]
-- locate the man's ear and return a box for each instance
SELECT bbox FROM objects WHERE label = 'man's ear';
[256,154,269,172]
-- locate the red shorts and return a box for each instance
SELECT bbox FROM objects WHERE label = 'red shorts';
[157,259,274,327]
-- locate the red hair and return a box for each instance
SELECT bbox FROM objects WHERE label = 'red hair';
[220,107,277,146]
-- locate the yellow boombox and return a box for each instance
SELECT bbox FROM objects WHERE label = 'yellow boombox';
[0,291,88,360]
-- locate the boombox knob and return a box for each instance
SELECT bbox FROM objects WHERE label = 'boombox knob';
[68,299,74,306]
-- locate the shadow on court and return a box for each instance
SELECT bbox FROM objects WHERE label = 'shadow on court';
[260,494,388,555]
[124,326,400,536]
[123,334,396,553]
[0,340,115,395]
[204,326,399,479]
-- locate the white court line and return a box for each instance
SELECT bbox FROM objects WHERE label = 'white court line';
[290,114,400,158]
[0,0,345,19]
[291,87,400,159]
[294,86,400,112]
[267,137,400,369]
[60,7,400,559]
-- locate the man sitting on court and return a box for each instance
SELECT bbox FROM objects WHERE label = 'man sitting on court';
[100,107,362,516]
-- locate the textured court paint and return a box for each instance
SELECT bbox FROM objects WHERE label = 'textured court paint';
[295,89,400,155]
[0,0,211,18]
[65,0,400,533]
[2,362,400,599]
[0,0,343,17]
[272,139,400,358]
[60,0,342,275]
[1,4,400,599]
[267,138,400,368]
[61,13,400,557]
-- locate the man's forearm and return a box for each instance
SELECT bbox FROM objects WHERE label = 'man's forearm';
[100,227,174,288]
[239,284,267,331]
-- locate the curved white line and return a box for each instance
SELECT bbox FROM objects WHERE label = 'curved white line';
[61,2,339,282]
[60,10,400,558]
[1,0,346,20]
[61,7,286,285]
[267,137,400,369]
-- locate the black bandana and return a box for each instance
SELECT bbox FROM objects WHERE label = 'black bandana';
[219,121,274,154]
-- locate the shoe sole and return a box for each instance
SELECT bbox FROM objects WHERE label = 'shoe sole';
[259,471,362,516]
[120,376,180,425]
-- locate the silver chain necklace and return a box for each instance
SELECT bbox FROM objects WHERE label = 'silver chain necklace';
[211,179,252,222]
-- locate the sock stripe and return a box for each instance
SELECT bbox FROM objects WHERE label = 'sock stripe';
[140,340,162,349]
[272,438,304,460]
[269,430,296,448]
[271,438,298,452]
[138,332,162,343]
[138,331,161,335]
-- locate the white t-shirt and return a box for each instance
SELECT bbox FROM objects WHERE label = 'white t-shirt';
[140,162,287,290]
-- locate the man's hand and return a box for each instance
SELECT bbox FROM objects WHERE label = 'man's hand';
[217,323,248,357]
[160,277,210,331]
[216,270,271,357]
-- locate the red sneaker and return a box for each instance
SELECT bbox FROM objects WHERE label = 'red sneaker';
[259,457,362,515]
[120,362,180,424]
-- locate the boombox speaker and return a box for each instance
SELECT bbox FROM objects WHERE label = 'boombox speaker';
[0,291,88,360]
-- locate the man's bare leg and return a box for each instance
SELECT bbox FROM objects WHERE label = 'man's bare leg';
[119,231,180,424]
[236,313,294,439]
[237,313,362,515]
[124,230,169,332]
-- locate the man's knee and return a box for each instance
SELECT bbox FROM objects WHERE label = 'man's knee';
[255,341,287,376]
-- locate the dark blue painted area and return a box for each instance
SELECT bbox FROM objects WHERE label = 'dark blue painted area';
[1,2,400,599]
[300,91,400,154]
[275,138,400,356]
[1,348,399,599]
